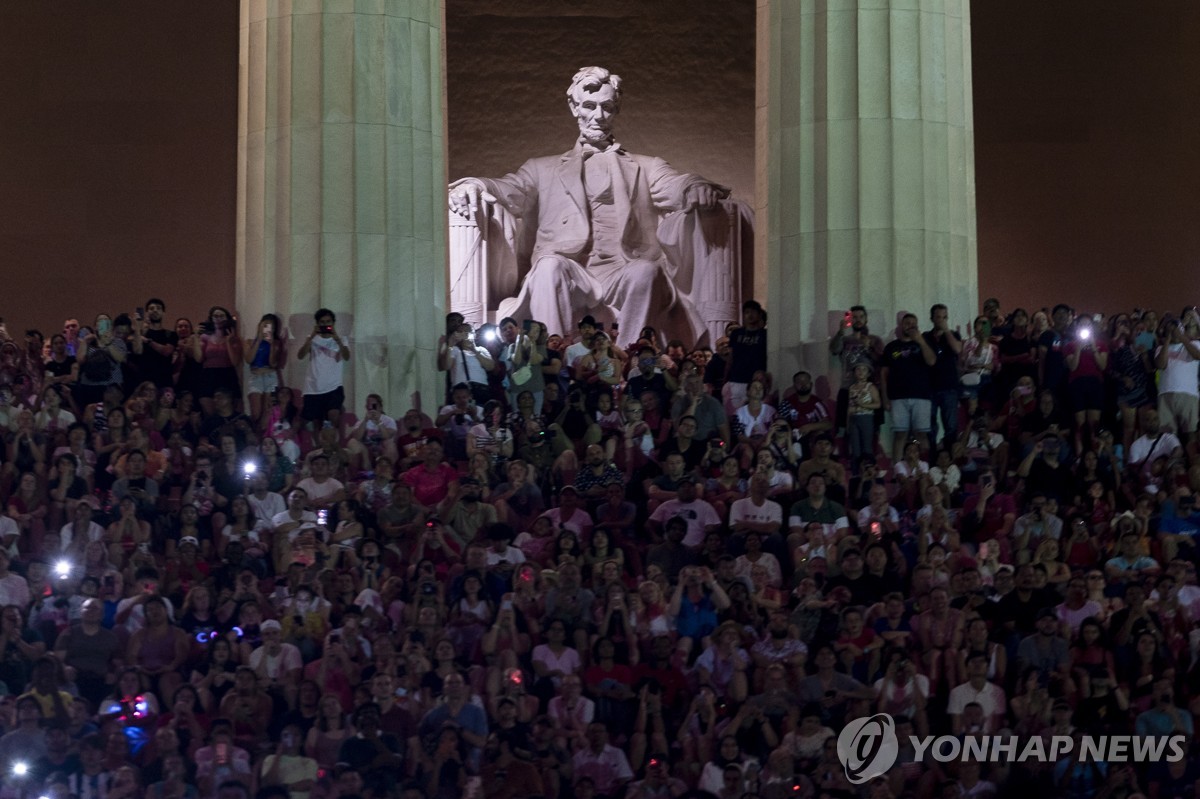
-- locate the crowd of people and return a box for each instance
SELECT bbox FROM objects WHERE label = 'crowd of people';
[1,295,1200,799]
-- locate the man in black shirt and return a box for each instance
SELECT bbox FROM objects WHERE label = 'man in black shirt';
[626,346,676,411]
[724,299,768,415]
[880,313,936,461]
[131,297,178,388]
[924,304,963,450]
[823,547,883,607]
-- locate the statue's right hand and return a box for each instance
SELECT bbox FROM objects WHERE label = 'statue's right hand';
[448,180,492,219]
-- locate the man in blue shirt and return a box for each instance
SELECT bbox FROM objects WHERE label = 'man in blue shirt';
[418,673,488,770]
[1135,678,1194,737]
[1158,488,1200,562]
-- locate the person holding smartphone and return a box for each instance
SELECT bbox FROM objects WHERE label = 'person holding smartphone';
[191,306,244,417]
[297,307,350,436]
[130,297,178,389]
[243,313,283,432]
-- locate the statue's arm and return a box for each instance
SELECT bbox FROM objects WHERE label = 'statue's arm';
[449,161,539,219]
[645,157,728,213]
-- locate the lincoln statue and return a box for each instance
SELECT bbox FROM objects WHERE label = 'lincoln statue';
[448,66,748,348]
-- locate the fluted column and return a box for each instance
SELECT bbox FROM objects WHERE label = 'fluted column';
[238,0,446,414]
[764,0,978,378]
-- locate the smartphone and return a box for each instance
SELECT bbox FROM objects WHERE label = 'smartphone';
[870,521,882,539]
[135,306,144,321]
[501,599,513,611]
[522,319,533,333]
[317,509,328,527]
[319,325,333,334]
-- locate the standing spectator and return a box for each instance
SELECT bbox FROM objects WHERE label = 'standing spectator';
[723,300,768,415]
[1037,304,1073,408]
[190,307,244,418]
[297,308,350,436]
[130,298,178,389]
[924,304,964,450]
[1064,315,1108,456]
[76,314,127,409]
[438,321,495,406]
[960,315,999,420]
[880,313,937,461]
[1154,314,1200,445]
[243,314,283,433]
[830,305,885,436]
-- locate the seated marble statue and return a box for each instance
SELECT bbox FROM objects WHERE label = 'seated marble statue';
[448,66,750,348]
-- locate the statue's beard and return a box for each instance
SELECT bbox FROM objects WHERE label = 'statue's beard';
[578,124,613,145]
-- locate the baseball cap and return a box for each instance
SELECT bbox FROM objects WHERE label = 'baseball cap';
[261,619,282,632]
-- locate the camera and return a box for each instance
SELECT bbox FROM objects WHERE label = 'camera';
[319,325,333,334]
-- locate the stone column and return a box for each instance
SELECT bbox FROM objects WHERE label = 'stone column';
[763,0,978,379]
[238,0,446,415]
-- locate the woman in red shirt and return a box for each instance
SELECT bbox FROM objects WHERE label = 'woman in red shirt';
[1064,315,1109,456]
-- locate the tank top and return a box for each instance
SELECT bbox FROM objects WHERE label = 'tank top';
[201,333,234,369]
[250,339,272,369]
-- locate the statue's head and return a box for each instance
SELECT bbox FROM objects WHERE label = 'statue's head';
[567,66,622,144]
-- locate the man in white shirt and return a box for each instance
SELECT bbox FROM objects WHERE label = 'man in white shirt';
[948,652,1007,734]
[729,473,783,535]
[563,315,598,376]
[0,512,20,558]
[58,502,106,554]
[114,566,176,634]
[246,473,286,531]
[1129,407,1183,470]
[0,550,30,609]
[438,323,495,404]
[571,722,634,798]
[346,393,399,469]
[271,489,318,540]
[248,619,302,705]
[1155,319,1200,442]
[648,478,722,548]
[295,455,345,510]
[297,307,350,435]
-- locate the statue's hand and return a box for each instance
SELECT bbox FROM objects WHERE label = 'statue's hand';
[685,183,727,211]
[448,179,493,219]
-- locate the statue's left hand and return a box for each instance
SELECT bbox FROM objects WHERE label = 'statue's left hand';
[686,184,728,211]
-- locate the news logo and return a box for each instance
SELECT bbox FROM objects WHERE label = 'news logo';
[837,713,899,785]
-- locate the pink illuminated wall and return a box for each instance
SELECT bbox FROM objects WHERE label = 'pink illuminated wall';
[0,1,238,337]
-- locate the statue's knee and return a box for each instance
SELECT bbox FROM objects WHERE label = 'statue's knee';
[532,257,571,289]
[625,259,668,293]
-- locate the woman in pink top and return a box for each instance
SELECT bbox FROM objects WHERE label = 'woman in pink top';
[531,618,581,693]
[190,306,244,416]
